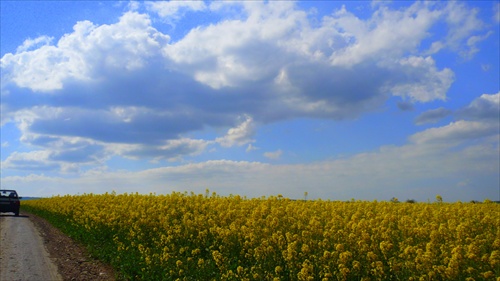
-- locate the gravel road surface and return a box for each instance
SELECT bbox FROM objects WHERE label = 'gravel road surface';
[0,214,62,281]
[1,212,116,281]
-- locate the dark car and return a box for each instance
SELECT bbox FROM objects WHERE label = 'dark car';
[0,189,22,216]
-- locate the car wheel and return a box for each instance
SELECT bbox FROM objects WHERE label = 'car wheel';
[15,211,19,216]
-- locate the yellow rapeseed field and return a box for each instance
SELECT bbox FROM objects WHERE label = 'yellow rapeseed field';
[22,192,499,280]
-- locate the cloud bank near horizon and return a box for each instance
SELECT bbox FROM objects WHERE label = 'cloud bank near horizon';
[3,91,498,200]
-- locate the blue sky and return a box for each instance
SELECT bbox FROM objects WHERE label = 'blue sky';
[1,1,499,201]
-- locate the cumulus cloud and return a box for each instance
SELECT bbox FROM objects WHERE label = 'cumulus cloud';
[329,2,441,66]
[1,12,169,91]
[16,36,53,53]
[387,56,454,102]
[0,1,492,172]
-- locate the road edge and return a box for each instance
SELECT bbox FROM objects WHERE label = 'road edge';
[24,211,117,281]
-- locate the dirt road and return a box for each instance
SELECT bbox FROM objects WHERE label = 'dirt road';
[0,214,62,281]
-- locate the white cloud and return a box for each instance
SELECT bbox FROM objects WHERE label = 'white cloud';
[458,92,500,121]
[16,36,53,53]
[1,12,169,91]
[387,56,454,102]
[442,1,487,59]
[246,143,259,152]
[330,2,441,67]
[264,149,283,160]
[162,3,307,88]
[1,136,107,173]
[1,44,83,91]
[421,2,489,59]
[465,31,493,59]
[415,92,499,126]
[410,120,499,144]
[127,1,141,12]
[478,92,500,106]
[216,116,255,147]
[2,151,59,171]
[110,138,210,162]
[425,41,445,55]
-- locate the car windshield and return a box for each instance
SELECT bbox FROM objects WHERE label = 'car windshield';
[0,190,18,198]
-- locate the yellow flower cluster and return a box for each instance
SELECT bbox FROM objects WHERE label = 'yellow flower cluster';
[23,192,499,280]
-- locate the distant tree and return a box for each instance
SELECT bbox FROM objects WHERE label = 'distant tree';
[405,199,416,203]
[390,197,400,203]
[436,195,443,203]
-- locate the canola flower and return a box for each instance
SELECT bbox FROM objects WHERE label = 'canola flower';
[22,192,499,280]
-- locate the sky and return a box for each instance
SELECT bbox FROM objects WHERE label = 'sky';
[1,1,499,202]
